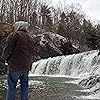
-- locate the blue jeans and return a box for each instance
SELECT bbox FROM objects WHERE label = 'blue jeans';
[6,70,29,100]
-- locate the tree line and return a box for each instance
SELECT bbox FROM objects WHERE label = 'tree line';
[0,0,100,55]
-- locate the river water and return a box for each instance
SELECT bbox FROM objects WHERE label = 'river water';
[0,75,94,100]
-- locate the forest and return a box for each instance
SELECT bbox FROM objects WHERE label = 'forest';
[0,0,100,73]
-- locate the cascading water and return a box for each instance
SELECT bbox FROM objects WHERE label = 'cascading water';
[30,50,100,99]
[31,50,100,76]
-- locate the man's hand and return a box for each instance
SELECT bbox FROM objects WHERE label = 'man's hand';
[5,60,8,66]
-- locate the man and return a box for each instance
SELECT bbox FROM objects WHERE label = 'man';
[3,21,35,100]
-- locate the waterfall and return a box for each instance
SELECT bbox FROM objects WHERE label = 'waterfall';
[31,50,100,76]
[30,50,100,99]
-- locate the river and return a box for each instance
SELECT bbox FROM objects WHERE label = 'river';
[0,75,95,100]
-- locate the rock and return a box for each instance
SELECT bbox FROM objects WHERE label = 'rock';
[33,32,80,60]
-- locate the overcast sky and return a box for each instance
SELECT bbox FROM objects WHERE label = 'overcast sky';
[51,0,100,21]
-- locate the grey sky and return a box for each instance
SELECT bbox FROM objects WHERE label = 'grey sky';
[51,0,100,21]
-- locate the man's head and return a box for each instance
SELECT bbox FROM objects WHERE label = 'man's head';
[14,21,29,32]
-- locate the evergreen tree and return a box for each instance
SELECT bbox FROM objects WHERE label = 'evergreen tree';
[82,19,99,49]
[57,12,69,37]
[40,4,53,31]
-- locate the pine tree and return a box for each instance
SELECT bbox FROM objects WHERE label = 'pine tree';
[57,12,68,37]
[40,4,53,31]
[82,19,99,49]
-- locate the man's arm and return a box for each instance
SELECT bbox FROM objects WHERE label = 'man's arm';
[3,32,18,60]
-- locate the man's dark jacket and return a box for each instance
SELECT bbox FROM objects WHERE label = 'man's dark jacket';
[3,30,35,71]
